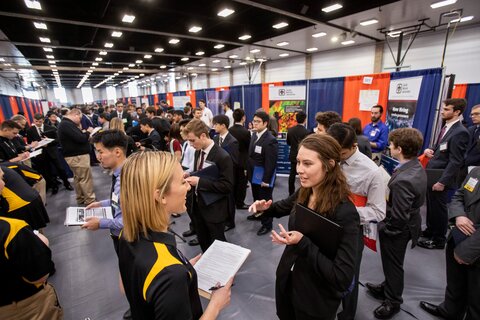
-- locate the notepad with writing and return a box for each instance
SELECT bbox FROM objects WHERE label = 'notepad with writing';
[64,207,113,226]
[194,240,250,299]
[295,203,343,260]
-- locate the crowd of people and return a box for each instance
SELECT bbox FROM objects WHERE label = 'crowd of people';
[0,97,479,320]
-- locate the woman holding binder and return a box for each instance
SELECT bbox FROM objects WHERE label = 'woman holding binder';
[249,134,360,320]
[117,151,232,320]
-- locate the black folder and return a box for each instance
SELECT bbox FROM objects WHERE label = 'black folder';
[191,164,226,206]
[426,169,444,188]
[295,203,343,259]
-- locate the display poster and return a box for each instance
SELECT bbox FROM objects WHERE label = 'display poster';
[206,90,230,116]
[386,76,423,130]
[172,95,191,109]
[268,86,306,133]
[276,133,290,174]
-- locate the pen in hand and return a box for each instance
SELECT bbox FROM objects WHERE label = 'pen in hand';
[209,283,235,291]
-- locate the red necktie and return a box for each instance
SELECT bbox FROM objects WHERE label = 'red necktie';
[198,151,205,170]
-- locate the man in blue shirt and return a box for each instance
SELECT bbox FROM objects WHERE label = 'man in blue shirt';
[363,105,389,164]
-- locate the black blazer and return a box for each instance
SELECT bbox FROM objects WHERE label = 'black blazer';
[57,118,91,157]
[192,144,233,223]
[427,121,469,188]
[286,124,309,162]
[26,124,60,160]
[213,133,239,167]
[247,130,278,184]
[264,193,360,319]
[357,135,372,159]
[229,124,251,168]
[379,159,426,247]
[111,111,132,129]
[464,125,480,167]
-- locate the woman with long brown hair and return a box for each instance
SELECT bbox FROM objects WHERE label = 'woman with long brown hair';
[249,134,360,320]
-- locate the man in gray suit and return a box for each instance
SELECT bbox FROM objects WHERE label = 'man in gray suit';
[366,128,427,319]
[420,167,480,320]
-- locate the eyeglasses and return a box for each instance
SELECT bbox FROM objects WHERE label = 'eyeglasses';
[470,113,480,117]
[252,120,263,124]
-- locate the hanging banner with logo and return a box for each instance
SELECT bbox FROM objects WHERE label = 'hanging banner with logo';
[268,86,306,133]
[206,89,230,116]
[172,95,191,109]
[386,76,423,130]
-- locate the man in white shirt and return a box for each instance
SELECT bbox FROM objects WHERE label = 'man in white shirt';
[328,123,386,320]
[222,102,234,128]
[198,99,213,128]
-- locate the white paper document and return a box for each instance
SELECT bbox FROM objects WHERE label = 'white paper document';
[194,240,251,297]
[65,207,113,226]
[358,89,380,111]
[90,127,102,136]
[22,149,42,161]
[34,138,54,149]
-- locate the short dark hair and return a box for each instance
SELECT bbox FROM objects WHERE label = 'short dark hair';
[136,106,143,111]
[212,115,230,128]
[193,108,203,114]
[199,99,206,104]
[389,128,423,159]
[91,129,128,153]
[443,98,467,115]
[222,102,231,109]
[169,123,182,141]
[315,111,342,130]
[145,106,155,115]
[327,123,357,149]
[156,109,164,116]
[116,102,124,107]
[253,111,269,123]
[98,107,104,114]
[140,118,153,127]
[347,118,363,135]
[296,111,306,124]
[233,108,245,122]
[179,118,191,128]
[372,105,384,114]
[173,110,184,117]
[99,112,110,120]
[1,120,22,130]
[33,113,44,120]
[185,102,192,108]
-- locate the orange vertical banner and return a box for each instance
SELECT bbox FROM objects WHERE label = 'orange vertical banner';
[153,94,159,106]
[19,98,31,124]
[166,93,174,106]
[342,73,391,126]
[187,90,196,108]
[0,103,5,122]
[452,84,467,99]
[262,82,283,111]
[9,97,19,116]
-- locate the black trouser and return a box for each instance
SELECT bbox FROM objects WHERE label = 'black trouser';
[288,161,297,196]
[226,192,236,227]
[425,188,449,242]
[338,227,363,320]
[233,166,247,207]
[186,190,195,232]
[438,240,480,320]
[193,201,226,252]
[251,183,273,229]
[110,234,119,256]
[379,227,411,306]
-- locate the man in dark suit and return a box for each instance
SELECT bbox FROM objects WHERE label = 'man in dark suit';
[247,111,278,236]
[420,167,480,320]
[184,119,233,252]
[26,113,72,194]
[110,102,132,130]
[136,118,163,151]
[287,111,309,196]
[229,109,251,210]
[419,98,469,249]
[459,104,480,184]
[213,115,239,231]
[366,128,427,319]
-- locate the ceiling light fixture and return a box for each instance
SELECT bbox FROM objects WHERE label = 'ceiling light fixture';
[181,57,189,61]
[123,67,129,70]
[196,51,205,56]
[238,34,251,40]
[43,47,53,52]
[277,41,289,46]
[306,47,318,52]
[451,15,474,23]
[169,38,180,44]
[122,14,135,23]
[111,31,123,37]
[24,0,42,10]
[48,60,55,64]
[160,65,167,68]
[92,62,99,66]
[360,19,379,26]
[250,49,260,53]
[239,62,247,65]
[187,67,194,70]
[331,36,339,42]
[99,51,107,55]
[279,53,289,57]
[189,26,202,33]
[312,32,327,38]
[46,55,54,59]
[212,59,221,63]
[229,55,238,59]
[95,57,102,61]
[33,22,47,29]
[39,37,51,43]
[155,48,164,53]
[322,4,343,13]
[144,54,152,59]
[211,68,218,71]
[341,40,355,45]
[199,63,206,67]
[224,65,231,69]
[104,42,114,48]
[430,0,457,9]
[128,63,135,67]
[257,58,267,62]
[218,8,235,17]
[273,22,289,29]
[214,44,225,49]
[135,60,143,64]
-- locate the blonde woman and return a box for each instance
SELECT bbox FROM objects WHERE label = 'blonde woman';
[109,117,137,156]
[118,151,232,320]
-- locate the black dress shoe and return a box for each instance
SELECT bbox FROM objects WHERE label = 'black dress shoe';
[236,204,250,210]
[420,230,432,238]
[188,238,200,246]
[64,183,74,191]
[257,226,272,236]
[417,239,445,250]
[419,301,446,318]
[374,301,400,319]
[182,229,196,237]
[247,214,262,221]
[366,282,386,301]
[51,187,58,195]
[225,225,235,232]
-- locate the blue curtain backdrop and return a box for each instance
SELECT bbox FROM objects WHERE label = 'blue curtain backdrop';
[147,94,154,106]
[390,68,443,150]
[243,84,261,122]
[307,77,345,130]
[229,85,243,109]
[195,89,206,108]
[283,80,307,86]
[158,93,166,103]
[0,95,14,119]
[464,83,480,126]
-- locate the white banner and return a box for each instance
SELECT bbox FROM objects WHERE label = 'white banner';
[388,76,423,101]
[269,86,306,101]
[172,95,191,109]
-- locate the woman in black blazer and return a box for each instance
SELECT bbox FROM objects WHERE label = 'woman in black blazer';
[249,134,360,320]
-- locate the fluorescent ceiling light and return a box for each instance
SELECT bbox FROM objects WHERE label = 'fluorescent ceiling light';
[312,32,327,38]
[99,51,107,55]
[212,59,221,63]
[0,58,4,62]
[387,31,401,37]
[360,19,379,26]
[331,36,339,42]
[43,47,53,52]
[279,53,289,57]
[46,55,54,59]
[211,68,218,71]
[135,60,143,64]
[257,58,267,62]
[3,63,11,66]
[123,67,129,70]
[224,66,231,69]
[25,0,41,10]
[245,56,254,60]
[111,31,123,37]
[122,14,135,23]
[187,67,194,70]
[196,51,205,56]
[140,73,145,76]
[214,44,225,49]
[104,42,114,48]
[39,37,51,43]
[144,54,152,59]
[218,8,235,17]
[451,16,474,23]
[48,60,55,64]
[92,62,99,66]
[155,48,164,53]
[277,41,289,46]
[430,0,457,9]
[341,40,355,45]
[273,22,289,29]
[189,26,202,33]
[33,22,47,29]
[95,57,102,61]
[128,63,135,67]
[322,4,343,13]
[238,34,251,40]
[181,57,189,61]
[169,38,180,44]
[306,47,318,52]
[229,55,238,58]
[239,62,247,65]
[199,63,206,67]
[160,65,167,68]
[250,49,260,53]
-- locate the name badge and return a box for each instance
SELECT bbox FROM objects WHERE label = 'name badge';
[255,146,262,154]
[112,192,119,203]
[439,142,448,151]
[122,118,127,124]
[464,177,478,192]
[370,130,377,137]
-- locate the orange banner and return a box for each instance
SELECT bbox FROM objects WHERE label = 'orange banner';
[452,84,467,99]
[19,98,31,124]
[9,97,19,116]
[262,82,283,111]
[342,73,390,126]
[153,94,159,106]
[166,93,174,107]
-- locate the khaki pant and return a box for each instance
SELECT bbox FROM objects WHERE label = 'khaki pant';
[65,154,95,205]
[33,178,47,205]
[372,152,383,166]
[0,283,63,320]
